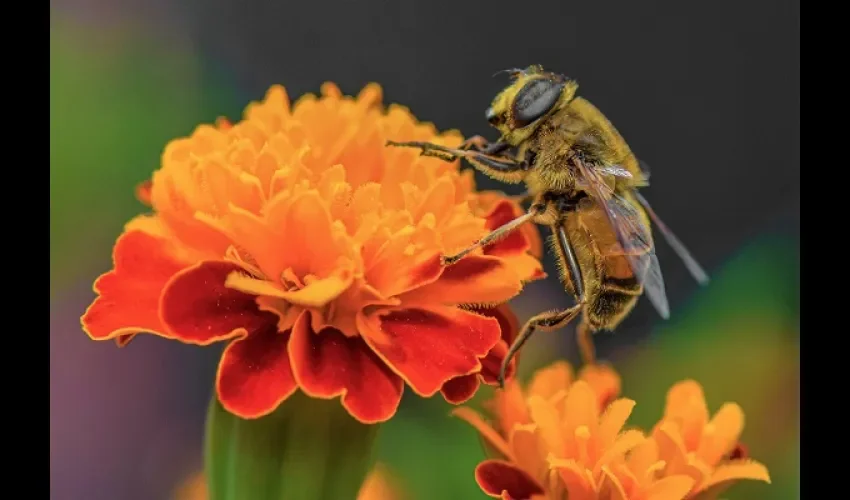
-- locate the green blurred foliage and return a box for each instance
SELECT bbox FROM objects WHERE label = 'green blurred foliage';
[377,236,799,500]
[50,15,242,294]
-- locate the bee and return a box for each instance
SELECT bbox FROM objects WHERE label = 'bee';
[388,64,709,387]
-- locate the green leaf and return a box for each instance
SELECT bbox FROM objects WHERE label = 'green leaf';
[205,392,380,500]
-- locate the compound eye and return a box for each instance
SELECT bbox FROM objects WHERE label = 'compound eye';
[512,78,564,128]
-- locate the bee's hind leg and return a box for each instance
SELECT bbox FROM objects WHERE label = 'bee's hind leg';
[498,304,583,388]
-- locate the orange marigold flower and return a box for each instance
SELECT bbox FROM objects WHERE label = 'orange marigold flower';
[649,380,771,498]
[455,361,696,500]
[81,83,544,423]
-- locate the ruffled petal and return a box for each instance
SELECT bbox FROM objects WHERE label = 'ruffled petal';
[529,361,575,401]
[160,261,275,344]
[697,460,771,496]
[475,460,545,499]
[225,269,354,308]
[215,324,297,419]
[481,200,533,256]
[400,255,523,306]
[645,475,696,500]
[663,380,709,451]
[81,230,186,343]
[441,375,481,405]
[696,403,744,466]
[473,305,520,385]
[358,306,500,396]
[577,363,621,410]
[550,458,596,500]
[288,312,404,424]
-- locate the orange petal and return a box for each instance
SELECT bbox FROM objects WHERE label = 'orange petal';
[452,407,514,461]
[509,424,547,484]
[697,460,771,496]
[598,467,628,500]
[663,380,709,451]
[529,361,575,401]
[400,255,524,306]
[475,460,545,500]
[487,379,532,437]
[626,437,661,479]
[549,458,596,500]
[598,398,637,448]
[645,475,696,500]
[696,403,744,466]
[358,306,501,396]
[527,395,565,458]
[225,268,353,308]
[577,363,621,410]
[288,312,404,424]
[561,381,600,437]
[81,230,186,343]
[596,429,646,473]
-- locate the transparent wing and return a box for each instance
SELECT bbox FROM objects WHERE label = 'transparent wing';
[634,191,710,285]
[575,161,670,319]
[595,165,633,178]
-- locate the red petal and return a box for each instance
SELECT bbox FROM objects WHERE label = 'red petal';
[473,305,521,385]
[216,324,297,419]
[81,230,185,342]
[160,261,276,344]
[289,312,404,424]
[359,306,501,397]
[483,200,531,257]
[135,180,153,206]
[475,460,545,499]
[441,375,481,404]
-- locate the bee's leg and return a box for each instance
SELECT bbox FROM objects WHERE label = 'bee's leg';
[576,319,597,366]
[386,140,529,183]
[442,203,545,266]
[460,135,512,156]
[498,305,583,388]
[497,223,587,388]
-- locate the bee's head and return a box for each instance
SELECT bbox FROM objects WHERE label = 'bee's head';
[485,65,578,145]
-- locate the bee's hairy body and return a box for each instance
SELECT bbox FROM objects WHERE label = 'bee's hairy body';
[388,64,707,386]
[521,97,651,333]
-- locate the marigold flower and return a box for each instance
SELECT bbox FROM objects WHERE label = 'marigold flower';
[649,380,771,498]
[81,83,544,423]
[455,361,696,500]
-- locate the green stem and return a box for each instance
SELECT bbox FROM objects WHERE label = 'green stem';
[205,392,380,500]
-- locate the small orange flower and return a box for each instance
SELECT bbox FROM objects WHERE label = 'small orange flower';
[455,361,694,500]
[649,380,771,498]
[81,83,544,423]
[174,464,404,500]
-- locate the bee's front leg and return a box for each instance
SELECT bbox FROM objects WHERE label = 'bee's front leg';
[459,135,512,156]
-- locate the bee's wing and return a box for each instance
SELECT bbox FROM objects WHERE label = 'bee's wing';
[576,161,671,319]
[633,191,710,285]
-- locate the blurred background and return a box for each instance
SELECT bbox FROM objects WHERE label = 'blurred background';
[50,0,799,498]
